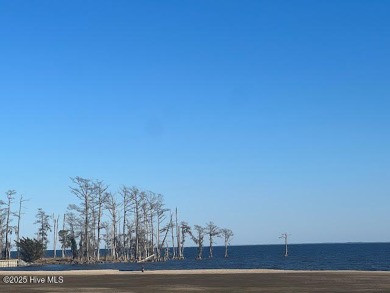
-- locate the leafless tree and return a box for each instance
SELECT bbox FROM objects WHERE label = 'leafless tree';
[180,221,191,258]
[147,192,157,259]
[65,209,81,239]
[52,214,60,258]
[105,192,121,260]
[140,191,150,259]
[34,208,51,254]
[190,225,205,260]
[92,180,108,260]
[102,221,110,260]
[59,213,68,258]
[0,198,5,259]
[155,194,168,260]
[4,190,16,259]
[126,221,135,260]
[1,177,231,264]
[15,194,28,260]
[205,221,220,258]
[119,186,131,260]
[175,208,181,259]
[129,187,142,260]
[169,212,176,259]
[220,228,233,257]
[69,176,94,260]
[65,208,83,258]
[279,233,289,257]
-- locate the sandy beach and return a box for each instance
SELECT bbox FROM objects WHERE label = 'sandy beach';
[1,269,390,292]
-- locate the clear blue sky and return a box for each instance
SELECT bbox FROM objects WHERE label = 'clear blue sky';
[0,0,389,245]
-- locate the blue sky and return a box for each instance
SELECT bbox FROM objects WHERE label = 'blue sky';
[0,0,389,245]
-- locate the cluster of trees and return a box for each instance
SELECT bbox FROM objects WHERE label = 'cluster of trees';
[0,190,26,260]
[1,177,233,263]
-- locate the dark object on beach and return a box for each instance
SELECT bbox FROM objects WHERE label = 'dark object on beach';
[141,266,144,272]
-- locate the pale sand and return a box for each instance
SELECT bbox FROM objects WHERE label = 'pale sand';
[2,268,390,275]
[1,269,390,292]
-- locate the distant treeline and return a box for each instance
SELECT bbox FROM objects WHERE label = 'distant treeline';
[0,177,233,262]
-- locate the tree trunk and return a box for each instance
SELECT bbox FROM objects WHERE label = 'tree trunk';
[170,214,175,259]
[53,215,59,258]
[62,214,66,258]
[176,208,181,259]
[16,195,23,260]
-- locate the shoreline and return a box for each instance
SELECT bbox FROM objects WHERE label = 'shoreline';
[2,268,390,275]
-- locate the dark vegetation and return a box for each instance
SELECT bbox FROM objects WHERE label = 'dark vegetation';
[15,237,43,262]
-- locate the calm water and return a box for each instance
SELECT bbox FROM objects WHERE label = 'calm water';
[2,243,390,271]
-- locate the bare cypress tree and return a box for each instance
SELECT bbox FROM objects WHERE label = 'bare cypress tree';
[175,208,181,259]
[90,200,97,259]
[69,176,94,260]
[279,233,289,257]
[52,214,60,258]
[92,180,108,260]
[102,221,110,260]
[143,191,156,260]
[105,192,121,260]
[169,212,176,259]
[205,221,220,258]
[147,192,157,259]
[65,209,81,240]
[119,186,131,260]
[129,187,142,260]
[59,213,67,258]
[4,190,16,259]
[15,195,28,260]
[34,208,51,255]
[160,221,171,260]
[126,221,135,260]
[65,208,83,258]
[0,199,5,258]
[180,221,191,258]
[190,225,205,260]
[155,194,168,261]
[140,191,149,259]
[220,228,233,257]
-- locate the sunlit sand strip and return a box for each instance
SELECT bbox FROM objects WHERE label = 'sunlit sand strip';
[1,269,390,275]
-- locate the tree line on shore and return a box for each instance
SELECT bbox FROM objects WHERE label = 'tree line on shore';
[0,177,233,263]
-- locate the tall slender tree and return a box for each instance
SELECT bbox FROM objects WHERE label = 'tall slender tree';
[130,187,142,260]
[205,221,220,258]
[92,180,108,260]
[190,225,205,260]
[119,186,131,260]
[105,192,120,260]
[34,208,51,254]
[175,208,181,259]
[155,194,168,260]
[220,228,233,257]
[147,192,157,258]
[52,214,59,258]
[0,198,5,259]
[15,195,28,260]
[69,176,94,260]
[169,212,176,259]
[4,190,16,259]
[180,221,191,258]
